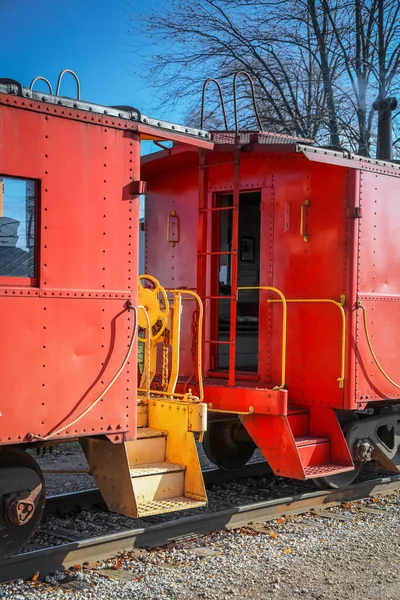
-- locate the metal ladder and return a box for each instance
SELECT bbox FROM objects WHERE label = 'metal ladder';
[196,143,241,387]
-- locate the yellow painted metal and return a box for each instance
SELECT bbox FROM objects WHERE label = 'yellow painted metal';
[166,289,204,402]
[80,437,138,516]
[138,305,155,397]
[269,297,346,388]
[136,403,148,428]
[237,286,287,390]
[166,292,182,394]
[138,274,169,341]
[300,199,310,242]
[148,400,207,503]
[358,302,400,390]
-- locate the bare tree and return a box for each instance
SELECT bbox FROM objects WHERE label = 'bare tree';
[130,0,400,157]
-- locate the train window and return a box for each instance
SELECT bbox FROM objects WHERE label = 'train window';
[0,176,36,278]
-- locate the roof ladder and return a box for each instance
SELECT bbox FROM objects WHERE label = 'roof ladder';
[197,142,241,387]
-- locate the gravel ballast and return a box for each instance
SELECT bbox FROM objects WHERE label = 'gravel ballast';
[0,488,399,599]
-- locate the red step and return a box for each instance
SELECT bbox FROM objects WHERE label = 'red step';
[295,436,330,467]
[303,463,355,479]
[287,407,309,437]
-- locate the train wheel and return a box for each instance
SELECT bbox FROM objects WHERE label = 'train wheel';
[312,463,362,490]
[0,446,45,560]
[202,419,256,471]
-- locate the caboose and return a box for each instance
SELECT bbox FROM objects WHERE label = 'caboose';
[0,74,211,559]
[143,111,400,488]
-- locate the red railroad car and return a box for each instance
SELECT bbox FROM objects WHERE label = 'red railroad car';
[0,75,211,559]
[143,129,400,487]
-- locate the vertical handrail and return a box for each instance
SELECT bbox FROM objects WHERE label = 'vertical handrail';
[167,289,204,402]
[233,71,263,135]
[200,78,229,131]
[56,69,81,99]
[228,143,240,387]
[29,76,54,95]
[237,286,288,390]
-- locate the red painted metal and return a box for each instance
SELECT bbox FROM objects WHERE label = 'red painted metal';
[143,135,400,479]
[0,95,138,445]
[0,87,210,448]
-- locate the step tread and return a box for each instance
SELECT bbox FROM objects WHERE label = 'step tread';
[295,436,330,447]
[136,427,167,439]
[130,462,186,477]
[287,406,309,415]
[137,496,206,517]
[303,464,354,478]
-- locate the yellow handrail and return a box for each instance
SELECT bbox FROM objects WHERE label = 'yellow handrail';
[237,286,287,390]
[269,297,346,388]
[357,302,400,390]
[166,289,204,403]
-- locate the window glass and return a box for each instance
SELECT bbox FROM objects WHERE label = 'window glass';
[0,177,36,278]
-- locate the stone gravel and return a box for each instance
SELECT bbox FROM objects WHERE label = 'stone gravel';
[0,489,399,599]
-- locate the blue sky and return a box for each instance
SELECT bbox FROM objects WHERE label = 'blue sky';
[0,0,179,122]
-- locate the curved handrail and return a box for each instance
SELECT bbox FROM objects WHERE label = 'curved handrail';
[233,71,263,135]
[200,78,228,131]
[56,69,81,99]
[29,76,54,95]
[237,286,287,390]
[269,297,346,389]
[358,302,400,390]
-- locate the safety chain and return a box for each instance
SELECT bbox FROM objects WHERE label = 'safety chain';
[161,336,170,391]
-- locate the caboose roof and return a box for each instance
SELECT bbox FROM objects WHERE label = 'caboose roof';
[142,130,400,178]
[0,80,213,149]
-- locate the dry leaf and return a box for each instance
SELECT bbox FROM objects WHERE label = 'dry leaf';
[284,547,291,554]
[73,564,82,571]
[31,572,40,583]
[269,531,278,539]
[276,517,285,525]
[115,558,122,570]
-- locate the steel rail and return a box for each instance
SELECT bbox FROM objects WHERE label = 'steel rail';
[1,473,399,583]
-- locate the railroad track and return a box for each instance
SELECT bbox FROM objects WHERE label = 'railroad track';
[1,473,399,583]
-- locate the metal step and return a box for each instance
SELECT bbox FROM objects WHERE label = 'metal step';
[303,464,354,479]
[136,427,167,439]
[287,408,309,437]
[295,436,331,467]
[130,462,185,477]
[137,496,206,517]
[131,462,187,505]
[295,436,330,447]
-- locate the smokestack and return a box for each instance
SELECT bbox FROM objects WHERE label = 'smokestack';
[373,97,397,161]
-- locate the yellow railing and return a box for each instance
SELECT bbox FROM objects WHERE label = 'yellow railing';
[269,297,346,388]
[357,302,400,390]
[236,286,287,390]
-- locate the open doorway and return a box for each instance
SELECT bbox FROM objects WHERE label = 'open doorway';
[215,191,261,373]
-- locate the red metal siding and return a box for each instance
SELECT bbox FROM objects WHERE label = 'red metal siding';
[0,100,139,443]
[356,171,400,403]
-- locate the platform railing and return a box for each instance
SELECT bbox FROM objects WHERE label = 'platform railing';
[237,286,288,390]
[268,297,346,389]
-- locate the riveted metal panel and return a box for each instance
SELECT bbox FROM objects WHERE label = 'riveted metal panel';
[355,171,400,403]
[0,97,138,445]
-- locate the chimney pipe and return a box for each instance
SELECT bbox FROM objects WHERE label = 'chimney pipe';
[373,97,397,161]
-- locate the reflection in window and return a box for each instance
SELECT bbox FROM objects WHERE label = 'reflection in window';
[0,177,36,278]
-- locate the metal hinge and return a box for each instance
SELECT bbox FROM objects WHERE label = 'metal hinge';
[354,207,363,218]
[131,180,147,196]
